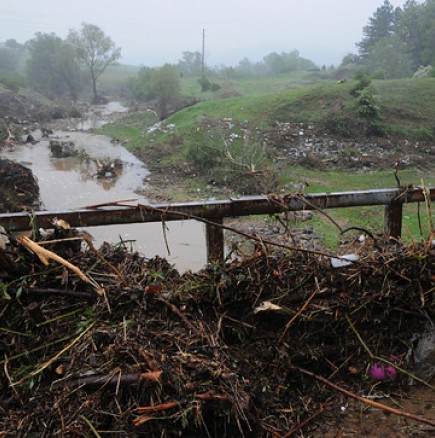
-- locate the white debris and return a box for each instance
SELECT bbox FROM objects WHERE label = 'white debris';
[330,254,359,268]
[254,301,284,314]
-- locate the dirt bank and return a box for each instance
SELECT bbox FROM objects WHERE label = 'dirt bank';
[0,158,40,212]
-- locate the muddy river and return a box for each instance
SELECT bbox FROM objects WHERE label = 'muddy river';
[3,103,206,272]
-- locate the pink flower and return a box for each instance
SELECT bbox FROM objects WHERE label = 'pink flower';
[369,363,397,381]
[385,365,397,379]
[369,363,386,380]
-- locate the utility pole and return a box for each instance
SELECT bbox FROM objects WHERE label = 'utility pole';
[201,29,205,77]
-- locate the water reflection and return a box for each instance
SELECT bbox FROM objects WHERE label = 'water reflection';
[50,157,79,172]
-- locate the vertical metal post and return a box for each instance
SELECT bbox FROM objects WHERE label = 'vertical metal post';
[205,217,224,263]
[384,201,403,239]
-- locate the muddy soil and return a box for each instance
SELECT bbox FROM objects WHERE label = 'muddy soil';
[0,158,40,212]
[320,386,435,437]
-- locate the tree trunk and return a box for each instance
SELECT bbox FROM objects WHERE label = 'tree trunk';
[92,77,98,100]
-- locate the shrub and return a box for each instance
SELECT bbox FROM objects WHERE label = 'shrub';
[356,87,380,121]
[0,72,25,91]
[198,77,221,93]
[350,73,372,97]
[198,76,212,92]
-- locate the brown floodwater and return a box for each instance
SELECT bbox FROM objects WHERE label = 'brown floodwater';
[2,104,206,272]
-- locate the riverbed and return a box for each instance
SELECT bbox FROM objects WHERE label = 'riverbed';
[2,104,206,272]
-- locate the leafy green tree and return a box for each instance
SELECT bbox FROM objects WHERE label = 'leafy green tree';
[262,50,317,75]
[149,64,181,120]
[235,57,256,78]
[177,51,202,77]
[0,48,18,73]
[263,52,289,75]
[419,0,435,65]
[26,33,82,100]
[26,33,67,96]
[5,39,24,51]
[366,36,413,78]
[357,0,402,60]
[341,53,360,65]
[68,23,121,103]
[55,43,83,102]
[133,66,154,101]
[223,66,235,80]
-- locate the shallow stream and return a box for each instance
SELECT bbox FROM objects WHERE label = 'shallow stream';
[2,103,206,272]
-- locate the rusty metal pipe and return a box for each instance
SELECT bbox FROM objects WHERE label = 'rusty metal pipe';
[0,187,433,232]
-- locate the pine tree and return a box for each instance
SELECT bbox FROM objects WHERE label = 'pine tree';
[357,0,402,60]
[396,0,426,69]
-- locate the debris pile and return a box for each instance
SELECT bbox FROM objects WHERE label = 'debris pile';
[95,158,123,179]
[0,228,434,436]
[0,158,40,212]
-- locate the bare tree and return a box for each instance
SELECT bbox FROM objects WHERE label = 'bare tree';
[68,23,121,103]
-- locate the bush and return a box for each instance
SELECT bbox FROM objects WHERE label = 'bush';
[198,76,212,92]
[198,77,221,93]
[185,123,272,193]
[0,72,25,91]
[350,73,372,97]
[371,69,386,79]
[356,87,380,121]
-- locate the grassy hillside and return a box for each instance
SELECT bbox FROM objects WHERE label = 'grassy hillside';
[376,78,435,137]
[166,77,435,134]
[99,75,435,246]
[180,71,333,99]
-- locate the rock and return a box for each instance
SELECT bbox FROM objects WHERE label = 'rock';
[411,326,435,381]
[49,140,76,158]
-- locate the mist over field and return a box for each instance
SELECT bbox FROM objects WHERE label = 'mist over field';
[1,0,407,66]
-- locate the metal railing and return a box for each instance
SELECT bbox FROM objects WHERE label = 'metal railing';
[1,187,434,262]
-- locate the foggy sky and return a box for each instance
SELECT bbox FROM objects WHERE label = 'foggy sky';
[1,0,408,67]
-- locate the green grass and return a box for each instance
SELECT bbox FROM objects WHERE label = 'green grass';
[180,71,334,100]
[99,75,435,248]
[304,199,434,250]
[99,64,139,87]
[278,168,435,248]
[99,111,158,150]
[281,168,432,193]
[376,77,435,135]
[229,71,333,96]
[175,77,435,134]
